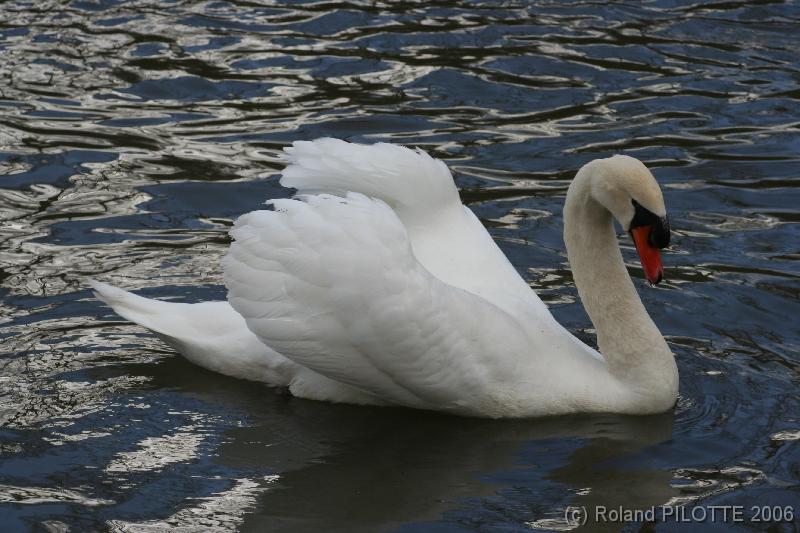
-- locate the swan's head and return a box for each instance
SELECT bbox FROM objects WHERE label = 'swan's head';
[589,155,671,285]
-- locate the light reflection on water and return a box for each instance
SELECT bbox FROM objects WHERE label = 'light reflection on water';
[0,0,799,531]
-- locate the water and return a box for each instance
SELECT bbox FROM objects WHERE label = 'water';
[1,0,798,531]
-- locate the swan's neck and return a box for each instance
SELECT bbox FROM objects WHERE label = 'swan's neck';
[563,169,677,400]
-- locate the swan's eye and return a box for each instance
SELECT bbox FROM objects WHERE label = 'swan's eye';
[630,200,670,249]
[650,215,670,248]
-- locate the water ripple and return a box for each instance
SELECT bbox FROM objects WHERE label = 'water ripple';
[1,0,798,531]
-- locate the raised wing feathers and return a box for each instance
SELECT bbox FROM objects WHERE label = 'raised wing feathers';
[281,138,461,216]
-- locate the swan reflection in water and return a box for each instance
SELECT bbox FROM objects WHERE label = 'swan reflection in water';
[126,356,677,532]
[218,394,676,531]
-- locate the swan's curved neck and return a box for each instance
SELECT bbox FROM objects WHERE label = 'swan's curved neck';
[563,167,677,398]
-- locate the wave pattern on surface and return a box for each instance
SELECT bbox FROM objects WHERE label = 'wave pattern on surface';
[0,1,798,532]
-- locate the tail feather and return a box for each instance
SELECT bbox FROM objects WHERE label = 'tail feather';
[89,280,171,333]
[89,279,295,385]
[90,279,386,404]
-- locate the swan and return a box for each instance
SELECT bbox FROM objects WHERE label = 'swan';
[91,138,677,418]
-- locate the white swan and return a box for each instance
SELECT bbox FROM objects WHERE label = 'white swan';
[92,138,677,418]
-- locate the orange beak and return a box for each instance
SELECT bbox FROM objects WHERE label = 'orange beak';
[630,226,663,285]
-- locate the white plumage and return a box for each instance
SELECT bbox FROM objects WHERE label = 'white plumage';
[93,138,679,418]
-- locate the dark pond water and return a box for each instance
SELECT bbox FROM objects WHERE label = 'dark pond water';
[1,1,799,531]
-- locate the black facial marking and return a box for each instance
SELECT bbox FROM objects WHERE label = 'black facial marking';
[630,200,670,249]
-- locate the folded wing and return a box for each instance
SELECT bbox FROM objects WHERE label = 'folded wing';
[223,193,537,417]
